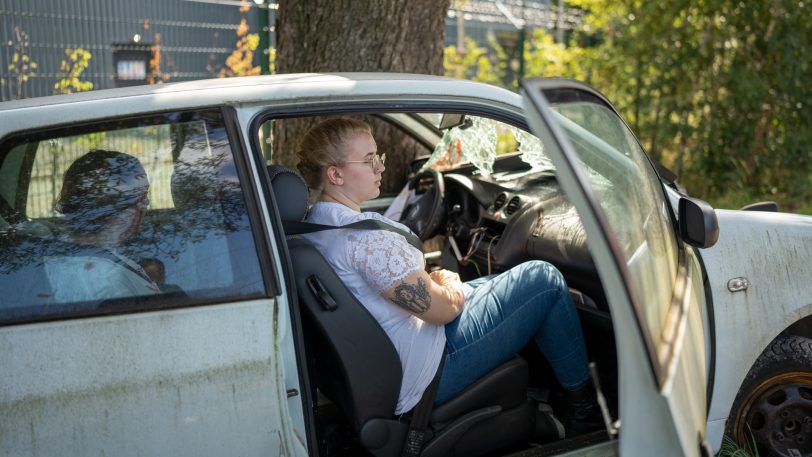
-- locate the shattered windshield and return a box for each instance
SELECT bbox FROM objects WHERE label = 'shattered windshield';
[419,116,554,176]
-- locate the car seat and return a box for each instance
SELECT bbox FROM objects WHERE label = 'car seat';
[268,165,536,457]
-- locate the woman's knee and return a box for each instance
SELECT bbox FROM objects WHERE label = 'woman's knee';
[517,260,568,295]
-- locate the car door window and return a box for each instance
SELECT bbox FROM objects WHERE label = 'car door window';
[0,110,265,323]
[547,96,679,351]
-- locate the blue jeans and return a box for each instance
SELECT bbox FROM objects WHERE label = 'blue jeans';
[435,260,590,404]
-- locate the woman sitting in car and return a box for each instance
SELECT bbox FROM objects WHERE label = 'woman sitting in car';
[297,118,602,436]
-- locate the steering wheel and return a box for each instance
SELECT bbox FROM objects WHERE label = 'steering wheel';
[399,169,446,240]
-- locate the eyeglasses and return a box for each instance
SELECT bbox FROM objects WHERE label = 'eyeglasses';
[343,153,386,170]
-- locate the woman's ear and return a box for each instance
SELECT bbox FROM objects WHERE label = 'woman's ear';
[326,165,343,186]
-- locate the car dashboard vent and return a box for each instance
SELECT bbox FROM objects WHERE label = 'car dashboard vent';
[505,196,521,215]
[493,193,507,211]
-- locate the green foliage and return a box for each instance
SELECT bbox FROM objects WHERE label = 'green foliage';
[74,132,107,150]
[444,37,506,85]
[571,0,812,213]
[147,33,172,84]
[53,48,94,95]
[7,26,38,100]
[523,29,586,81]
[220,18,261,77]
[267,46,276,74]
[445,0,812,213]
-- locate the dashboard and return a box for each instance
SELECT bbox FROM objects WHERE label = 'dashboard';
[434,155,604,306]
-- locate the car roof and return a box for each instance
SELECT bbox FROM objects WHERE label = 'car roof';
[0,73,524,138]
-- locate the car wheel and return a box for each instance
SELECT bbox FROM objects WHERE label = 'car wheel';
[726,335,812,457]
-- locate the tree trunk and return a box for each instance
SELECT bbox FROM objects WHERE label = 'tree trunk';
[273,0,450,193]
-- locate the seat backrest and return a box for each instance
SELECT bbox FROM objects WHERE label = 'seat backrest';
[287,238,402,430]
[268,165,403,431]
[0,231,54,320]
[0,221,66,321]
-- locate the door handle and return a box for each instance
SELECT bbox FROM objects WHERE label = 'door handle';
[306,275,337,311]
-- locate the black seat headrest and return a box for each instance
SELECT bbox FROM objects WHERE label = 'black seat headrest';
[267,164,309,222]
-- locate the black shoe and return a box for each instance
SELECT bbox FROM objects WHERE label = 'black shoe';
[555,380,605,437]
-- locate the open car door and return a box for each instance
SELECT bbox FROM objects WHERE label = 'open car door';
[521,80,712,456]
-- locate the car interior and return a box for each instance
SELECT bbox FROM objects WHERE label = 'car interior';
[263,111,620,457]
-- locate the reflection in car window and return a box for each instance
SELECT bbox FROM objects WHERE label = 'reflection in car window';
[550,101,679,349]
[0,111,265,323]
[44,149,159,303]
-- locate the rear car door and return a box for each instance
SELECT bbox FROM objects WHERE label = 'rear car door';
[0,109,300,456]
[521,80,710,456]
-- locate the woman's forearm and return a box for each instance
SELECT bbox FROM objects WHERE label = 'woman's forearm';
[383,270,464,325]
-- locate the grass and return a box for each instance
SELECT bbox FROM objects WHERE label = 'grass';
[716,436,759,457]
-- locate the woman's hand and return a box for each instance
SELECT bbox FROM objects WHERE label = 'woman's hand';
[429,269,465,308]
[428,269,460,285]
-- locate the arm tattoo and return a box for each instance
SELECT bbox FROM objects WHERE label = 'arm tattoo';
[392,277,431,314]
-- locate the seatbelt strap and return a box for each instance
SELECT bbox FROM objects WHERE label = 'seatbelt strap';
[401,349,446,457]
[283,219,422,252]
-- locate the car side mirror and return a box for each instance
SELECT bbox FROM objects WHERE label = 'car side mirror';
[678,197,719,248]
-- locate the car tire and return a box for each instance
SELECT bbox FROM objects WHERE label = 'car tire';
[725,334,812,457]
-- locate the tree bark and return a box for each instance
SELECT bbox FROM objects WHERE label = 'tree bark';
[277,0,448,74]
[273,0,450,193]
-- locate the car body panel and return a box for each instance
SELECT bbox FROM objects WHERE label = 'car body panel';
[235,104,310,453]
[0,299,301,456]
[700,209,812,448]
[0,74,523,138]
[663,248,710,452]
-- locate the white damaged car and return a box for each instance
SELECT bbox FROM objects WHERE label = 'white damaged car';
[1,74,811,457]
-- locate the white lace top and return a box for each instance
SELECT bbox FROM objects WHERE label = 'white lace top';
[302,202,446,414]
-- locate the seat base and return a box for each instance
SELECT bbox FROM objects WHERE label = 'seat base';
[424,399,536,457]
[431,356,529,424]
[354,356,535,457]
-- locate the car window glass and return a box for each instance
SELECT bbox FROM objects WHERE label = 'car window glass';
[0,111,265,324]
[549,101,679,347]
[421,115,555,174]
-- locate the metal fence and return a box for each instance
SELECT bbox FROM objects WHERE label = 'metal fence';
[1,0,579,102]
[0,0,272,101]
[447,0,583,45]
[23,126,179,218]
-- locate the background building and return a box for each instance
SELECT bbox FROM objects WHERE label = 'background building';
[446,0,582,50]
[1,0,274,101]
[0,0,579,101]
